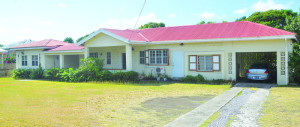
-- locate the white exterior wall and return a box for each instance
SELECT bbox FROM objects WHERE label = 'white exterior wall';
[15,49,44,69]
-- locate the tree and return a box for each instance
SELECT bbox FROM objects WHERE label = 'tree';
[76,34,90,43]
[197,21,206,25]
[138,22,165,29]
[235,16,246,21]
[284,14,300,38]
[0,44,3,47]
[244,9,297,29]
[63,37,74,43]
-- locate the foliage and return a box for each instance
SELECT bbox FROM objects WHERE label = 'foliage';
[2,52,16,64]
[46,67,62,81]
[63,37,74,43]
[76,33,93,43]
[284,14,300,38]
[235,16,246,21]
[74,58,104,82]
[29,65,44,79]
[139,22,165,29]
[112,71,139,82]
[0,44,3,47]
[240,9,298,29]
[197,21,206,24]
[182,74,205,83]
[145,71,156,80]
[197,21,216,25]
[289,43,300,84]
[11,69,31,79]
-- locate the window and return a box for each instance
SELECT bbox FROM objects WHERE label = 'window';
[139,51,145,64]
[89,52,98,58]
[149,49,168,65]
[197,56,213,71]
[107,52,111,64]
[32,55,38,66]
[189,55,220,72]
[22,56,27,66]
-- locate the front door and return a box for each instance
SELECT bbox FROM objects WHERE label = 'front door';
[172,51,184,77]
[122,53,126,69]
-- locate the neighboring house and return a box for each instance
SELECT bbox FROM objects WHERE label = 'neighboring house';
[10,39,84,69]
[0,49,7,64]
[9,21,297,85]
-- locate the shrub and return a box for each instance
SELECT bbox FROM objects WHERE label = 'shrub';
[75,58,104,81]
[182,74,205,83]
[29,65,44,79]
[46,68,61,81]
[146,71,156,80]
[112,71,139,82]
[289,43,300,84]
[11,69,31,79]
[101,70,113,81]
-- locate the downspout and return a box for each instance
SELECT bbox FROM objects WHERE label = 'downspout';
[285,38,288,85]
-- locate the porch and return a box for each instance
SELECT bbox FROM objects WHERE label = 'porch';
[44,53,84,69]
[85,45,133,71]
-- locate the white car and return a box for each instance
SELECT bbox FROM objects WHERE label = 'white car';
[246,63,270,81]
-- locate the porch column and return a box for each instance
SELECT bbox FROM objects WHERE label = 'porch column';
[125,44,133,71]
[84,47,89,58]
[59,54,64,69]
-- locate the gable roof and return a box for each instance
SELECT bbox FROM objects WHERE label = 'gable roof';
[10,39,84,51]
[78,21,296,45]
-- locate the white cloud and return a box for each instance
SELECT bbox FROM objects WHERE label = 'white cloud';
[58,3,67,8]
[37,21,53,26]
[252,0,286,11]
[169,13,176,18]
[199,12,216,19]
[234,8,247,14]
[97,13,162,29]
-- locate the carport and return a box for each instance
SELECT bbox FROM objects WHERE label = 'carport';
[236,52,277,83]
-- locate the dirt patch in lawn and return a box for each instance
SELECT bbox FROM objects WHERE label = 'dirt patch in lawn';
[131,95,214,126]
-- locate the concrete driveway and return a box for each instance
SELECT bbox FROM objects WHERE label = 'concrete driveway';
[165,82,275,127]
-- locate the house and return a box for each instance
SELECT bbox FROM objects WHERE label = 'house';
[9,21,297,85]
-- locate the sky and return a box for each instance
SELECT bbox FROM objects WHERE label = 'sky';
[0,0,299,45]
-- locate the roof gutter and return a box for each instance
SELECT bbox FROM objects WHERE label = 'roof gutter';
[43,49,85,54]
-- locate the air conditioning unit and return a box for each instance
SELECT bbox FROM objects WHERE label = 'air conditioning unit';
[156,67,165,73]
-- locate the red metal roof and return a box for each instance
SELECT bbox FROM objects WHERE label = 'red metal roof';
[104,21,296,42]
[11,39,84,51]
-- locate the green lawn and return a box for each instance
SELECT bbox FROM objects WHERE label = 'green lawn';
[259,87,300,127]
[0,78,230,127]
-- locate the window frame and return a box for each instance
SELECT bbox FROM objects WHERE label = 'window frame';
[139,51,145,64]
[89,52,98,58]
[107,52,111,64]
[197,55,213,72]
[148,49,169,66]
[32,55,38,66]
[22,55,28,66]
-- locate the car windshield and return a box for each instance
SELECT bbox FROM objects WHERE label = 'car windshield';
[250,63,268,69]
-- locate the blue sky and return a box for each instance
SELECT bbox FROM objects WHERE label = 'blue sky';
[0,0,299,45]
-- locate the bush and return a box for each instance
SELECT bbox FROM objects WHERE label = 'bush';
[289,43,300,84]
[46,68,62,81]
[29,66,44,79]
[11,69,31,79]
[112,71,139,82]
[75,58,104,81]
[182,74,205,83]
[101,70,113,81]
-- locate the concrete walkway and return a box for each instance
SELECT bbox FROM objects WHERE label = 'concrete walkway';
[164,87,243,127]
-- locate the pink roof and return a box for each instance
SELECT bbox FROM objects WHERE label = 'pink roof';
[104,21,296,42]
[11,39,84,51]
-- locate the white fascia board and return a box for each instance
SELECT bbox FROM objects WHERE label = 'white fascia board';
[130,35,297,45]
[8,47,51,51]
[77,28,130,46]
[43,50,84,54]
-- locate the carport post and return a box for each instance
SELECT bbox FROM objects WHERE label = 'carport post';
[285,38,288,85]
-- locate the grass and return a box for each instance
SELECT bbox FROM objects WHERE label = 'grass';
[259,86,300,127]
[0,78,230,127]
[200,111,220,127]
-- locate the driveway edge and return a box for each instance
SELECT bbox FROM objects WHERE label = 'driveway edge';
[164,87,243,127]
